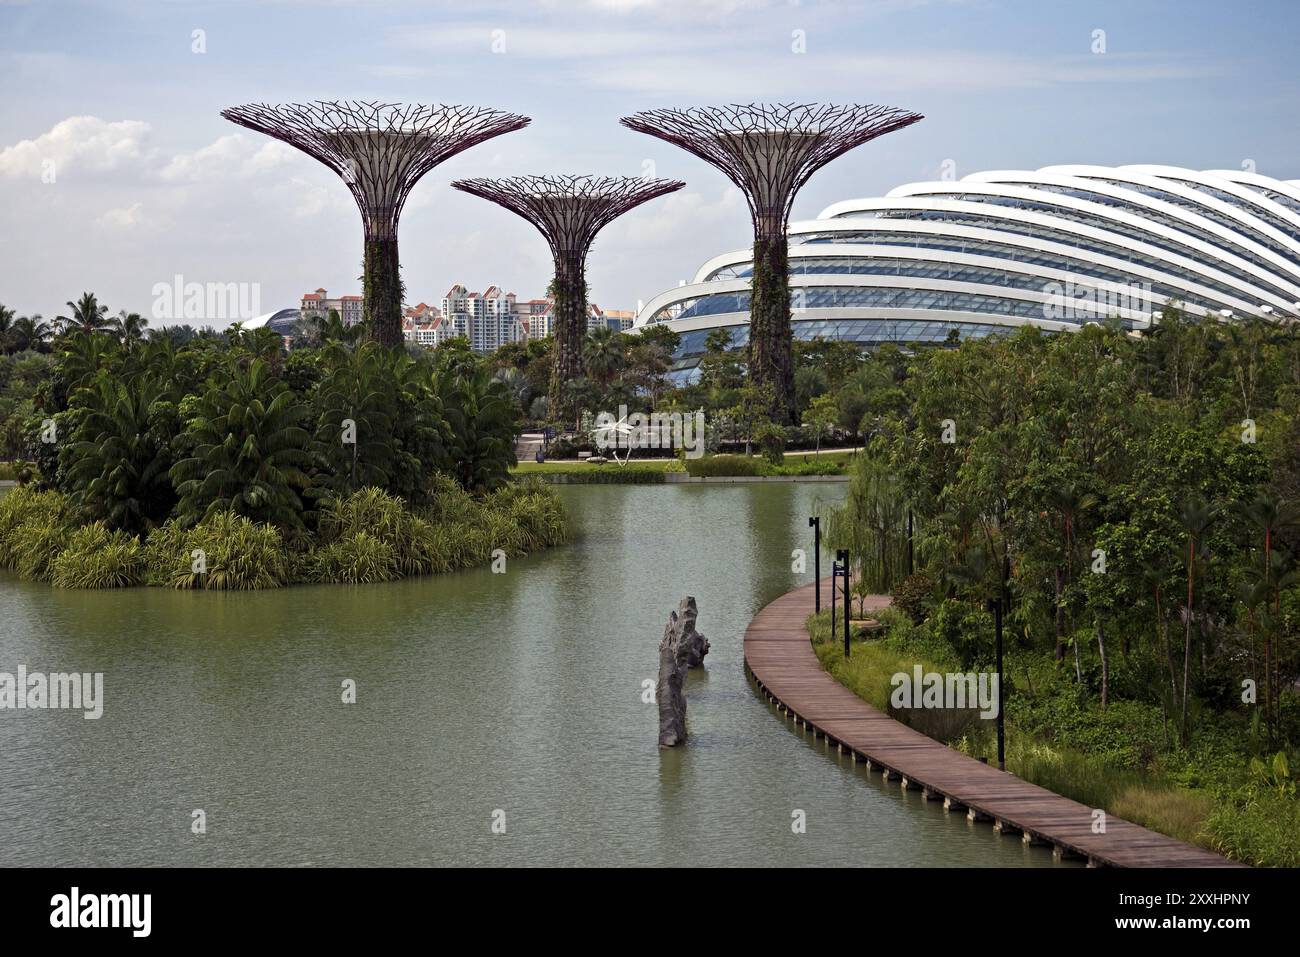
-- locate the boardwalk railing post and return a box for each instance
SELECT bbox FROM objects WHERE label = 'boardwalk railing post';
[809,515,821,613]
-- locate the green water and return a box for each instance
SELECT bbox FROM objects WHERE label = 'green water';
[0,484,1067,866]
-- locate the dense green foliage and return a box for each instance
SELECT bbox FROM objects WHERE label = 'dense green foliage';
[808,313,1300,866]
[0,293,568,589]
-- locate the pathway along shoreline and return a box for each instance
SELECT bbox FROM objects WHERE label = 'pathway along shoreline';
[743,579,1242,868]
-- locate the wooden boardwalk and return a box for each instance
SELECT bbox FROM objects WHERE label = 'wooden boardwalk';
[743,579,1242,868]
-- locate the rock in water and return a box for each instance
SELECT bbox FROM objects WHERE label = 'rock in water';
[657,597,705,746]
[679,596,709,668]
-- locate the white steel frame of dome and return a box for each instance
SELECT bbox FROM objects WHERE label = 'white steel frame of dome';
[635,165,1300,375]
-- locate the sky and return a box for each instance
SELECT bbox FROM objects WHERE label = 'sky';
[2,0,1298,326]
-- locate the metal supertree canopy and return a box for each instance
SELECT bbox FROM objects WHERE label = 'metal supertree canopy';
[220,100,532,239]
[450,174,685,266]
[620,103,923,235]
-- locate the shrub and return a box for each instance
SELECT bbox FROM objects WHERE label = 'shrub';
[891,573,935,624]
[684,454,762,478]
[164,510,291,590]
[308,531,399,584]
[423,472,480,524]
[50,524,145,588]
[10,516,73,581]
[0,486,71,571]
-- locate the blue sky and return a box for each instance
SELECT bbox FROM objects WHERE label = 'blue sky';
[2,0,1297,324]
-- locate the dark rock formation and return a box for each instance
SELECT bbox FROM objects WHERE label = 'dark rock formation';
[679,596,709,668]
[657,597,706,746]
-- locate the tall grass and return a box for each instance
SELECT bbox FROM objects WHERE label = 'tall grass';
[50,523,145,588]
[162,511,292,590]
[2,472,569,590]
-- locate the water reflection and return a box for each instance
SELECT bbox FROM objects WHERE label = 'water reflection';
[0,484,1068,867]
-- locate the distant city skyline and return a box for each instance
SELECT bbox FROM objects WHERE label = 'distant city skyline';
[2,0,1298,324]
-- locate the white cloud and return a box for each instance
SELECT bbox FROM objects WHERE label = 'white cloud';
[0,116,153,179]
[96,202,144,230]
[159,134,297,183]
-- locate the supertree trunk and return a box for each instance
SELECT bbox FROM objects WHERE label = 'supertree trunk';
[363,236,403,349]
[549,261,586,415]
[750,229,794,423]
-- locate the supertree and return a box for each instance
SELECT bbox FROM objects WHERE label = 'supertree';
[220,100,530,348]
[621,103,922,424]
[452,174,683,416]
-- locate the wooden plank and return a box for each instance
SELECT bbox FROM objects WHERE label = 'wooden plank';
[743,579,1243,868]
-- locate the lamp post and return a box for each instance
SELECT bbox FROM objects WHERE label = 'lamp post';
[809,515,821,612]
[837,549,850,658]
[987,596,1005,771]
[830,558,840,646]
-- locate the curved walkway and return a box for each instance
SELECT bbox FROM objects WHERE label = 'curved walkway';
[744,579,1241,868]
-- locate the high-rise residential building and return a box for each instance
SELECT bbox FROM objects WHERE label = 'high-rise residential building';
[299,287,363,326]
[402,302,445,347]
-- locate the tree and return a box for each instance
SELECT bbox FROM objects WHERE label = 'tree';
[437,357,518,491]
[62,375,177,531]
[312,341,398,494]
[805,392,838,454]
[170,357,314,528]
[59,293,110,335]
[9,315,52,353]
[583,325,626,390]
[111,310,149,346]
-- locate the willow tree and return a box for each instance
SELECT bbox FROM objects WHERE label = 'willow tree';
[451,174,683,416]
[220,101,530,348]
[621,104,922,423]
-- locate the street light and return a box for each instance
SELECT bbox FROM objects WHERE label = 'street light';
[830,558,839,646]
[837,549,850,658]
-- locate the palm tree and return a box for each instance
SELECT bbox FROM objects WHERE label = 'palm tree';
[111,310,148,346]
[59,292,110,335]
[169,357,314,528]
[0,304,13,353]
[9,315,52,353]
[583,325,625,389]
[437,360,518,491]
[62,374,176,531]
[312,341,397,494]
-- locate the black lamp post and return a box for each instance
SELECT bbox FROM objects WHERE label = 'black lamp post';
[987,596,1005,771]
[808,515,821,612]
[837,548,850,658]
[830,558,840,645]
